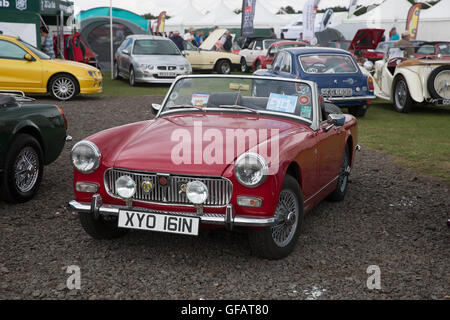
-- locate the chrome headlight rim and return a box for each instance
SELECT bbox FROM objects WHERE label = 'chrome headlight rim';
[71,140,101,174]
[234,152,269,188]
[115,175,137,200]
[185,181,208,205]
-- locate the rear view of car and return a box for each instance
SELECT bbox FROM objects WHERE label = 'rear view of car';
[114,35,192,86]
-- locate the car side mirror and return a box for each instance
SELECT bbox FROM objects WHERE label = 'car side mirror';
[152,103,162,114]
[24,53,34,61]
[122,49,130,55]
[327,114,346,127]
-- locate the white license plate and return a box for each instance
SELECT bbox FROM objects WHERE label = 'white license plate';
[118,210,199,236]
[159,72,176,77]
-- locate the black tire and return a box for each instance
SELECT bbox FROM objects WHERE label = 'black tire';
[79,212,128,240]
[248,175,303,260]
[427,65,450,100]
[113,61,122,80]
[348,105,368,118]
[216,60,231,74]
[393,76,413,113]
[1,134,44,203]
[49,74,79,101]
[129,67,136,86]
[328,145,350,202]
[240,58,249,73]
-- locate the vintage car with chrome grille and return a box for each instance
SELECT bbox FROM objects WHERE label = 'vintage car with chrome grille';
[254,47,376,118]
[369,46,450,112]
[68,75,359,260]
[0,91,70,203]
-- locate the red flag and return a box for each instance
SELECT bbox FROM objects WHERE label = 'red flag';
[406,4,422,40]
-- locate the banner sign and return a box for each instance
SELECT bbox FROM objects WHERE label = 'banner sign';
[241,0,256,37]
[406,3,421,40]
[303,0,320,41]
[41,0,74,16]
[156,11,166,33]
[348,0,358,18]
[319,8,333,32]
[0,0,40,13]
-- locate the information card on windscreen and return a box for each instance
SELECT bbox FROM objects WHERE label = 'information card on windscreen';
[266,93,298,114]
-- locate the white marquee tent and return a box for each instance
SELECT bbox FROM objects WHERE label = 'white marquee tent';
[417,0,450,41]
[195,0,241,28]
[164,0,204,32]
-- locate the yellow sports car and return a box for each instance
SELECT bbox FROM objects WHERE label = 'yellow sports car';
[0,35,102,101]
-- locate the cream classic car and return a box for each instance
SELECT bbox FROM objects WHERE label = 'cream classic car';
[370,48,450,112]
[183,29,243,74]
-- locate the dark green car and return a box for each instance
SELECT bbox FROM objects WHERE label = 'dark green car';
[0,93,69,203]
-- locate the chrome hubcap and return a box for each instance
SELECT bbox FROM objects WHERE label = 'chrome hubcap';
[434,70,450,99]
[272,190,299,247]
[222,64,231,74]
[53,77,75,100]
[14,147,39,193]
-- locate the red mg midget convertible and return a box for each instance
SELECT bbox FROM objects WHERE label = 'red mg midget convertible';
[69,75,360,259]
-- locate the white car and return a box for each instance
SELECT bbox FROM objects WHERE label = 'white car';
[370,49,450,112]
[280,20,321,41]
[239,38,278,72]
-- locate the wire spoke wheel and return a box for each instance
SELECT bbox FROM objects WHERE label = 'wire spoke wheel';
[271,190,299,248]
[395,79,407,109]
[52,77,75,100]
[14,146,39,193]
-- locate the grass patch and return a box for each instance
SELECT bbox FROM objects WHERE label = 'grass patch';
[355,100,450,183]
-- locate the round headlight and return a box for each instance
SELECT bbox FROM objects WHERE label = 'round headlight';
[186,181,208,205]
[71,141,101,174]
[234,153,268,188]
[115,176,136,199]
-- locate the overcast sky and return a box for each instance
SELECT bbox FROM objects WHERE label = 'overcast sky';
[73,0,385,16]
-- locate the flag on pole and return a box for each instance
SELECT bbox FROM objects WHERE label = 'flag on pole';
[406,3,422,40]
[303,0,320,41]
[110,0,113,78]
[241,0,257,37]
[156,11,167,33]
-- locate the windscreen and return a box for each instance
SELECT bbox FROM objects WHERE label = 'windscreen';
[299,54,358,74]
[133,40,180,55]
[162,77,315,122]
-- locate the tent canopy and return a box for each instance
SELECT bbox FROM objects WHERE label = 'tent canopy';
[195,1,240,27]
[421,0,450,19]
[348,0,412,23]
[165,0,204,31]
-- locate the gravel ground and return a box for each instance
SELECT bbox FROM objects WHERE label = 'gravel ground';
[0,96,449,300]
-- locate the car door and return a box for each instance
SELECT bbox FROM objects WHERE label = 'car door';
[184,41,204,69]
[116,38,132,74]
[278,52,296,80]
[0,39,42,91]
[242,41,255,66]
[315,114,346,190]
[121,39,134,74]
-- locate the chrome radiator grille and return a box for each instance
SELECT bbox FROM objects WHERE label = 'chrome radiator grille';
[105,169,233,207]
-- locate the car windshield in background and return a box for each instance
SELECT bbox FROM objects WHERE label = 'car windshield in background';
[299,54,358,74]
[18,40,50,60]
[133,40,180,55]
[162,77,315,122]
[438,44,450,56]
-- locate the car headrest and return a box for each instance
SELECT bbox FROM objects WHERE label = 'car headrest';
[0,95,18,108]
[207,92,241,108]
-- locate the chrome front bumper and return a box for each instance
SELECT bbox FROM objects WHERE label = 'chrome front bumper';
[68,195,277,230]
[326,95,376,102]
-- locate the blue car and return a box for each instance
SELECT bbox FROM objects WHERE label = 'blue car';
[254,47,376,117]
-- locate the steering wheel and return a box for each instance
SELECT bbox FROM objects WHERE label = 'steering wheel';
[307,63,326,73]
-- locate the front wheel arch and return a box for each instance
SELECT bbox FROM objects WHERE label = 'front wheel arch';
[214,59,232,74]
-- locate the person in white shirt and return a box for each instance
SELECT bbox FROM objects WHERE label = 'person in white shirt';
[184,28,195,42]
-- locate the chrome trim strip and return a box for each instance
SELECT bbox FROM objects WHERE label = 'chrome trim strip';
[68,200,277,227]
[104,168,233,208]
[304,176,339,204]
[327,95,376,101]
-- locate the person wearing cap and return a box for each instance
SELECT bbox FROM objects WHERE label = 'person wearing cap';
[394,31,414,59]
[171,30,185,52]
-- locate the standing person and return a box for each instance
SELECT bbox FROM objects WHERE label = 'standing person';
[269,28,277,39]
[40,26,55,59]
[194,31,202,47]
[168,31,174,39]
[222,32,233,52]
[236,34,246,48]
[389,27,400,41]
[171,31,185,52]
[296,32,304,42]
[394,31,415,58]
[184,28,195,42]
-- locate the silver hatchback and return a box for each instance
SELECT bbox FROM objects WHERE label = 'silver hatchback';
[114,35,192,85]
